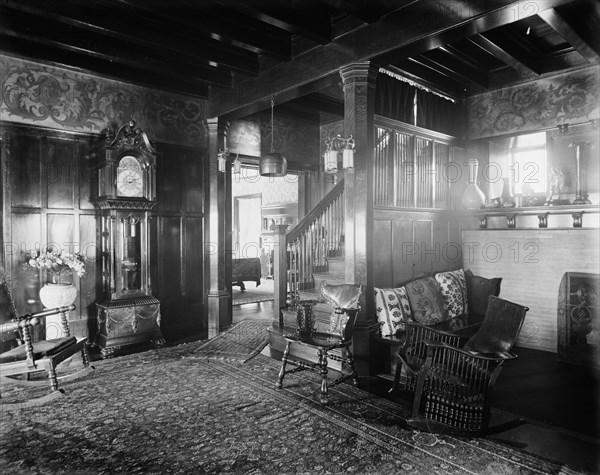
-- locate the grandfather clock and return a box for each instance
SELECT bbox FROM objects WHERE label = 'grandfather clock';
[94,120,164,357]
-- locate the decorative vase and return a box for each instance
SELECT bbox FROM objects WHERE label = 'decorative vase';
[39,283,77,339]
[462,159,485,209]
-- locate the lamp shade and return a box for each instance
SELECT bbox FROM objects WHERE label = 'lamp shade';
[324,150,339,173]
[342,148,353,169]
[259,152,287,177]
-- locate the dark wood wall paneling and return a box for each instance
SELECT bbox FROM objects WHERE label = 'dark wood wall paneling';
[2,128,99,338]
[373,209,463,287]
[1,125,205,342]
[155,143,205,341]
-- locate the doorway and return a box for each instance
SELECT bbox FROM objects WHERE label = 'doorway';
[233,194,262,259]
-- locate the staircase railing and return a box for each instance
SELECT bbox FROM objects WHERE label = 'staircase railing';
[285,179,345,303]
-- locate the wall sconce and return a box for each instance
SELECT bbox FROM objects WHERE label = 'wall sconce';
[217,148,229,173]
[323,134,355,174]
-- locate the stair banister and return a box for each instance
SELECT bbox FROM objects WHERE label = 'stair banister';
[274,179,345,322]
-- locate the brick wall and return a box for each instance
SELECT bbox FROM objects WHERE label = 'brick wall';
[463,229,600,352]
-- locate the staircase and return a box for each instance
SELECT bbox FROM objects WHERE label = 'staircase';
[286,178,346,299]
[268,178,347,369]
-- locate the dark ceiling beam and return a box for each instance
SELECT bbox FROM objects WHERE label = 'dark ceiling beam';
[220,73,342,121]
[537,8,599,63]
[1,0,260,76]
[420,49,488,86]
[211,0,332,45]
[468,34,540,77]
[391,60,463,94]
[116,0,293,61]
[370,0,573,67]
[316,0,382,23]
[288,93,345,116]
[0,34,209,98]
[407,56,473,87]
[210,0,576,116]
[0,6,233,89]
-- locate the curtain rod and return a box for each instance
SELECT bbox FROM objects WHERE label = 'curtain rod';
[378,67,457,103]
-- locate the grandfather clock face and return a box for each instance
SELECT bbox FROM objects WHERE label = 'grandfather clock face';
[116,155,144,198]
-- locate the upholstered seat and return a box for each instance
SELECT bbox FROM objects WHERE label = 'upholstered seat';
[0,336,77,364]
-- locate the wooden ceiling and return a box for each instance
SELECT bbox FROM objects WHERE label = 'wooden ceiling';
[1,0,598,120]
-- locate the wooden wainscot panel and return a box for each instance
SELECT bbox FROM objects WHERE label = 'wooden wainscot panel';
[9,134,42,208]
[374,208,462,288]
[45,138,77,209]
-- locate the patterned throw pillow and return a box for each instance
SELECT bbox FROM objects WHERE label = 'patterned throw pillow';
[374,286,412,337]
[404,276,448,326]
[434,269,469,319]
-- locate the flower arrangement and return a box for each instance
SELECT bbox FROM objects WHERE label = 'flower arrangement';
[24,250,86,284]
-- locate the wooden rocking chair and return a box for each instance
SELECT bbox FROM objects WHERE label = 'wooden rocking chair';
[0,275,92,409]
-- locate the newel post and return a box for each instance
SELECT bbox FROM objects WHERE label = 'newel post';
[272,224,289,327]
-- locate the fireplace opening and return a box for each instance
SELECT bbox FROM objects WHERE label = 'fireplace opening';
[557,272,599,367]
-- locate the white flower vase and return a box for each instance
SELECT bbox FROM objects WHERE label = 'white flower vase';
[39,283,77,339]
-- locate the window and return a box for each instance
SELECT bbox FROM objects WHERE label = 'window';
[509,132,546,195]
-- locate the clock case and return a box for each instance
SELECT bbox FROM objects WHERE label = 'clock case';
[94,120,164,357]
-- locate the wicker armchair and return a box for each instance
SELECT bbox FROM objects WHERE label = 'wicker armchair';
[406,296,529,435]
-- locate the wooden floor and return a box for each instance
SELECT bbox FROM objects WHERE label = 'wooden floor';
[233,300,600,473]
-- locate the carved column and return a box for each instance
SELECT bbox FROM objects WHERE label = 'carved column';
[205,118,231,338]
[340,62,378,376]
[272,224,289,327]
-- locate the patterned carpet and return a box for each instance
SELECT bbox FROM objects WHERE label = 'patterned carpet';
[0,325,582,475]
[232,279,274,305]
[190,319,271,362]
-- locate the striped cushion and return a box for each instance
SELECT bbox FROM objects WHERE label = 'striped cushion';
[374,286,412,337]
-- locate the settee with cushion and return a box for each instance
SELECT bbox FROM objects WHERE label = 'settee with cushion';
[371,269,502,378]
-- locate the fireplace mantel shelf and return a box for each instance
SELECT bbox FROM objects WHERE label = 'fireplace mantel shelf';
[462,204,600,229]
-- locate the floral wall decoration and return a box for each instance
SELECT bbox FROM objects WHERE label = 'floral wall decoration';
[0,55,206,147]
[467,65,599,140]
[260,113,320,170]
[228,113,319,171]
[227,117,261,157]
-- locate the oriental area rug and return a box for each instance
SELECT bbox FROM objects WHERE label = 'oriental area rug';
[0,330,583,475]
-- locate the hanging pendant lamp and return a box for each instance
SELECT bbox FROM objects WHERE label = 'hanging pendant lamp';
[259,96,287,177]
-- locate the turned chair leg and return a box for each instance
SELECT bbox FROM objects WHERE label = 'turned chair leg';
[47,363,59,392]
[318,349,329,404]
[276,341,292,389]
[81,343,90,368]
[346,347,359,387]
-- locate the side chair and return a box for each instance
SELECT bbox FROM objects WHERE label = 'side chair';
[275,282,362,404]
[0,275,93,409]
